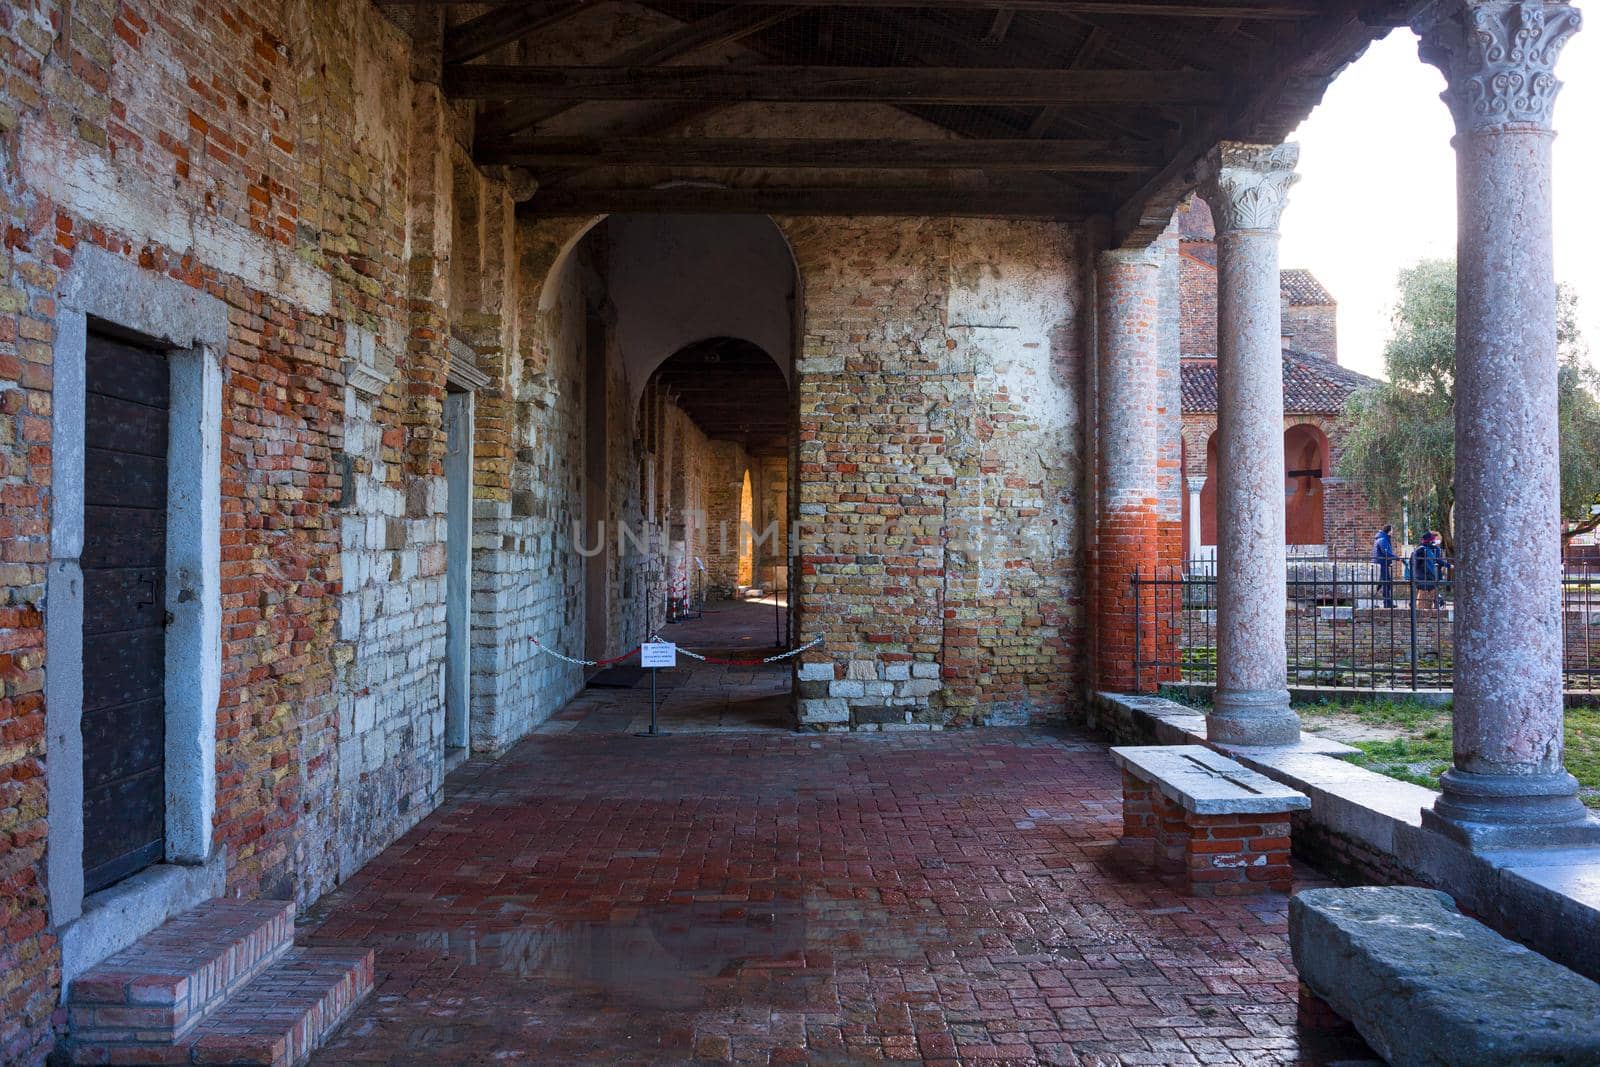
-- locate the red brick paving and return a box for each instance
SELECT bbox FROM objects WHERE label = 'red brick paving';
[300,724,1374,1065]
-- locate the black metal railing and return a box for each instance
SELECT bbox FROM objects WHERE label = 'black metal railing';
[1132,554,1600,694]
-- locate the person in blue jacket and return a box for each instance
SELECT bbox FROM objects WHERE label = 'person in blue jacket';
[1372,524,1399,608]
[1410,532,1452,610]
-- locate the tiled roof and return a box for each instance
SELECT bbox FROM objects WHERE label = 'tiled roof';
[1280,269,1335,306]
[1181,350,1378,415]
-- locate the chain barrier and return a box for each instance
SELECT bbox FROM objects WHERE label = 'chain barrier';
[527,636,643,668]
[651,634,824,667]
[529,634,824,669]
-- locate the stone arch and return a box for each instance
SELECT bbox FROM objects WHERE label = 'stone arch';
[1285,422,1328,546]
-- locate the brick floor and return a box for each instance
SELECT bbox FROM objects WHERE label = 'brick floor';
[300,707,1375,1064]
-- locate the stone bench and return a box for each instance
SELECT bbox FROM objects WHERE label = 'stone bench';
[1291,886,1600,1067]
[1109,744,1310,896]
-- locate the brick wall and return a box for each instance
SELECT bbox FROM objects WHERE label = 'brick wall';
[782,217,1085,729]
[1284,303,1337,361]
[1179,247,1219,358]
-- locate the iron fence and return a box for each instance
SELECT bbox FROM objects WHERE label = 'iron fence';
[1131,554,1600,694]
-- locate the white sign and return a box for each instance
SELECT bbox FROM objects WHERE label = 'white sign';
[640,642,677,669]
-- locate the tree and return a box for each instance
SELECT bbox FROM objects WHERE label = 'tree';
[1339,258,1600,552]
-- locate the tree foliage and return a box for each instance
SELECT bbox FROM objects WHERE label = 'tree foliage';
[1338,258,1600,551]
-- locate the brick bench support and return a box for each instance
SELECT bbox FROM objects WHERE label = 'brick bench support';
[1111,745,1309,897]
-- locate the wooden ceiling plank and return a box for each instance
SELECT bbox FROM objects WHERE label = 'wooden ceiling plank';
[446,65,1226,105]
[478,136,1160,171]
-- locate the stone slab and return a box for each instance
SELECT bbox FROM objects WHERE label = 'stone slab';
[1110,744,1311,815]
[1290,886,1600,1067]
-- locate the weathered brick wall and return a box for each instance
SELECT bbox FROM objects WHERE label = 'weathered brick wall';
[1284,303,1337,361]
[782,217,1085,729]
[703,441,751,597]
[1178,247,1219,358]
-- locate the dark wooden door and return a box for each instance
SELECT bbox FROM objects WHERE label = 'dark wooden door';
[82,334,169,894]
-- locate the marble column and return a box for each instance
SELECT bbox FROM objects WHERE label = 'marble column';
[1197,143,1301,746]
[1415,0,1595,847]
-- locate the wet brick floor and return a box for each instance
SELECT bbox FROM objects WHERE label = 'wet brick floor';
[301,609,1375,1065]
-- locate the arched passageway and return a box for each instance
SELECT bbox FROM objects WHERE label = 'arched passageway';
[543,214,800,732]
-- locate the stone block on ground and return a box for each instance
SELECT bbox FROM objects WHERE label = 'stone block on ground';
[1290,886,1600,1067]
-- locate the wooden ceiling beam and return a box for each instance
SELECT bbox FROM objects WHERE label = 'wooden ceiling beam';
[478,136,1162,172]
[519,185,1091,218]
[478,6,802,143]
[443,2,592,66]
[388,1,1318,18]
[445,65,1225,105]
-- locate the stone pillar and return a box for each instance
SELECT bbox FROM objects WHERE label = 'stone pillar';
[1197,142,1301,746]
[1094,242,1164,692]
[1415,0,1594,847]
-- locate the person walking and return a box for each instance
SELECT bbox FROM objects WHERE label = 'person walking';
[1372,524,1399,608]
[1410,532,1451,610]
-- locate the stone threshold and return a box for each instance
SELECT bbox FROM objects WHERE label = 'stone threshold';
[1088,690,1600,984]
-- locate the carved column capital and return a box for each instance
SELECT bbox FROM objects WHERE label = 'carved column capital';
[1415,0,1582,133]
[1098,244,1163,271]
[1195,142,1300,236]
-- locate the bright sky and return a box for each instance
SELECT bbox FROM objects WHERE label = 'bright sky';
[1280,18,1599,381]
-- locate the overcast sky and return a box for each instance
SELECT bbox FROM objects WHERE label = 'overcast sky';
[1279,20,1598,381]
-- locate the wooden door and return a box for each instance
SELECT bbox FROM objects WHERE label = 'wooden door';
[82,334,168,894]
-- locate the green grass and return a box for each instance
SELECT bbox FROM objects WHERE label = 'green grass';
[1296,698,1600,808]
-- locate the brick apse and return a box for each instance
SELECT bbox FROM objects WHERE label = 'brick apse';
[0,1,1564,1062]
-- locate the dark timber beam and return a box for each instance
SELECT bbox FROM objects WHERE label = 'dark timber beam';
[478,136,1162,172]
[387,1,1318,17]
[445,66,1226,105]
[478,7,801,142]
[519,186,1091,218]
[443,2,593,66]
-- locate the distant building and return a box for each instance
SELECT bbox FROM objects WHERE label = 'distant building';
[1175,197,1389,556]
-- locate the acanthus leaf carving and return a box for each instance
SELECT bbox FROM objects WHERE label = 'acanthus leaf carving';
[1415,0,1581,133]
[1195,142,1300,236]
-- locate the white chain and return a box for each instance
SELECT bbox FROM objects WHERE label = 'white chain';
[529,639,603,667]
[648,634,825,664]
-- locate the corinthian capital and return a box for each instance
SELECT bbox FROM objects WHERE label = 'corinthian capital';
[1195,142,1300,236]
[1415,0,1582,133]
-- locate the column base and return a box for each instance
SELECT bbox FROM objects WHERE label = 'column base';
[1421,769,1600,851]
[1207,687,1299,746]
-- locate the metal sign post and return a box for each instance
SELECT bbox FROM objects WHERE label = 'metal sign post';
[636,641,676,737]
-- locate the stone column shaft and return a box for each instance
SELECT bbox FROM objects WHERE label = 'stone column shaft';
[1094,243,1165,692]
[1187,477,1205,562]
[1197,143,1301,746]
[1416,0,1593,846]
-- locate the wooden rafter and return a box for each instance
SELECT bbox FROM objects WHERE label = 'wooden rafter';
[519,185,1092,218]
[478,136,1163,172]
[443,2,594,65]
[385,0,1318,17]
[478,6,802,144]
[444,65,1226,105]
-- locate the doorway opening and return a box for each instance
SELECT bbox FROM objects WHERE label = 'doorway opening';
[443,384,474,765]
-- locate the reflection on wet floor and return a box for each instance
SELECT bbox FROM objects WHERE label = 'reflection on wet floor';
[301,598,1378,1064]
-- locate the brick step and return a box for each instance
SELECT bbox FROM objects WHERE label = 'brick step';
[68,899,296,1047]
[69,947,374,1067]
